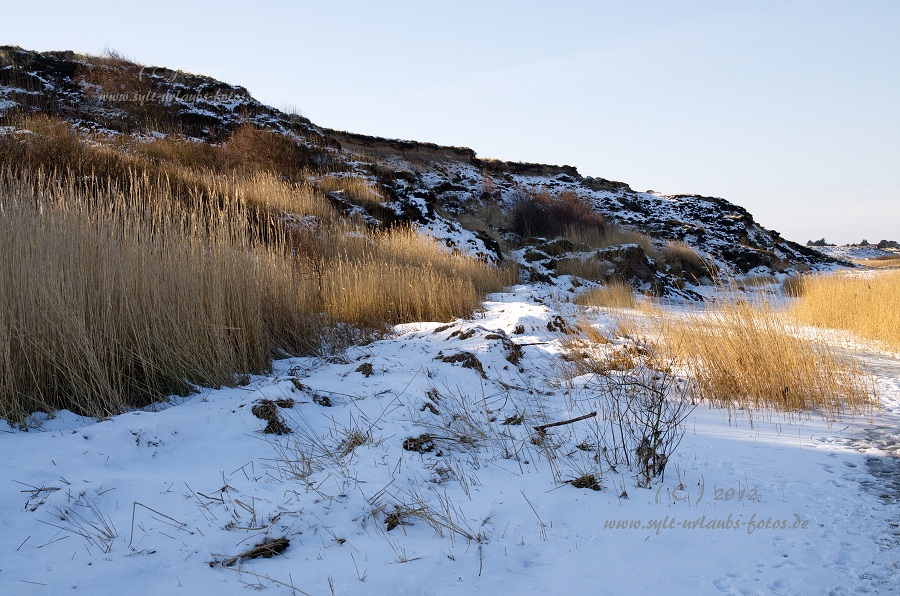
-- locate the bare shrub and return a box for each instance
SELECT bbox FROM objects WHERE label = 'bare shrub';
[558,317,694,488]
[510,189,603,239]
[592,363,694,488]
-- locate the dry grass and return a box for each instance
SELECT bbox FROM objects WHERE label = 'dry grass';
[316,174,385,206]
[566,278,878,420]
[0,167,514,422]
[229,173,337,222]
[575,282,638,309]
[320,258,482,327]
[0,116,324,191]
[305,225,516,327]
[556,256,610,281]
[790,270,900,351]
[0,170,319,420]
[651,293,877,419]
[852,255,900,269]
[738,274,779,288]
[781,275,805,297]
[559,339,643,379]
[127,135,219,169]
[561,224,659,260]
[0,114,511,423]
[663,240,710,278]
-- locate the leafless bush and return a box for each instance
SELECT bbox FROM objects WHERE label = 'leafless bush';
[591,359,694,488]
[510,189,603,239]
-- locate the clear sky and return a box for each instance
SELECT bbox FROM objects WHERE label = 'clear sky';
[4,0,898,245]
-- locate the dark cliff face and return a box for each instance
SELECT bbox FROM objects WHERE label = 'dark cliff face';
[358,146,840,276]
[0,45,324,143]
[1,46,842,284]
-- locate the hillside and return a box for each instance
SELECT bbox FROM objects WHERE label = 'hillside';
[327,129,834,277]
[1,45,841,298]
[1,47,898,596]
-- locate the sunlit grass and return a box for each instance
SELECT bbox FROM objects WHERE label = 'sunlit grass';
[790,270,900,351]
[574,282,638,309]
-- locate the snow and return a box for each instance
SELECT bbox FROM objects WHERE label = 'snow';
[813,245,899,261]
[373,149,832,276]
[1,286,898,595]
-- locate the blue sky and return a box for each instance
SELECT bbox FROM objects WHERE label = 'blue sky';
[4,0,898,244]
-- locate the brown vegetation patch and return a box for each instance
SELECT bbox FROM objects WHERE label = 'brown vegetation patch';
[790,270,900,351]
[664,240,711,280]
[403,434,437,454]
[449,328,478,341]
[211,536,290,568]
[251,400,291,435]
[575,282,638,309]
[556,256,611,281]
[438,352,486,378]
[311,393,332,407]
[546,315,574,334]
[502,413,524,426]
[652,291,878,419]
[510,189,604,239]
[505,341,525,365]
[570,474,602,491]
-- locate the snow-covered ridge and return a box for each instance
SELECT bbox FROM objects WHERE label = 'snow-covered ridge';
[328,130,840,278]
[0,45,328,145]
[1,46,842,286]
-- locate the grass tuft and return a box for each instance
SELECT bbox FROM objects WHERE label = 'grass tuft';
[316,174,385,206]
[575,282,638,309]
[663,240,710,278]
[652,290,877,419]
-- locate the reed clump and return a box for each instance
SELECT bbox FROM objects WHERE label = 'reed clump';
[575,282,638,309]
[789,271,900,351]
[651,289,877,420]
[0,167,514,422]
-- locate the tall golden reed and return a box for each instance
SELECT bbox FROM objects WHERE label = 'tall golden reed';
[0,169,514,421]
[790,271,900,351]
[602,283,878,420]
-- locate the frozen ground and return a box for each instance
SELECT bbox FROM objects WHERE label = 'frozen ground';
[812,245,899,261]
[1,286,898,595]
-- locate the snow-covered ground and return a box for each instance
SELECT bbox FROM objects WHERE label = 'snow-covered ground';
[812,244,899,261]
[2,286,898,595]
